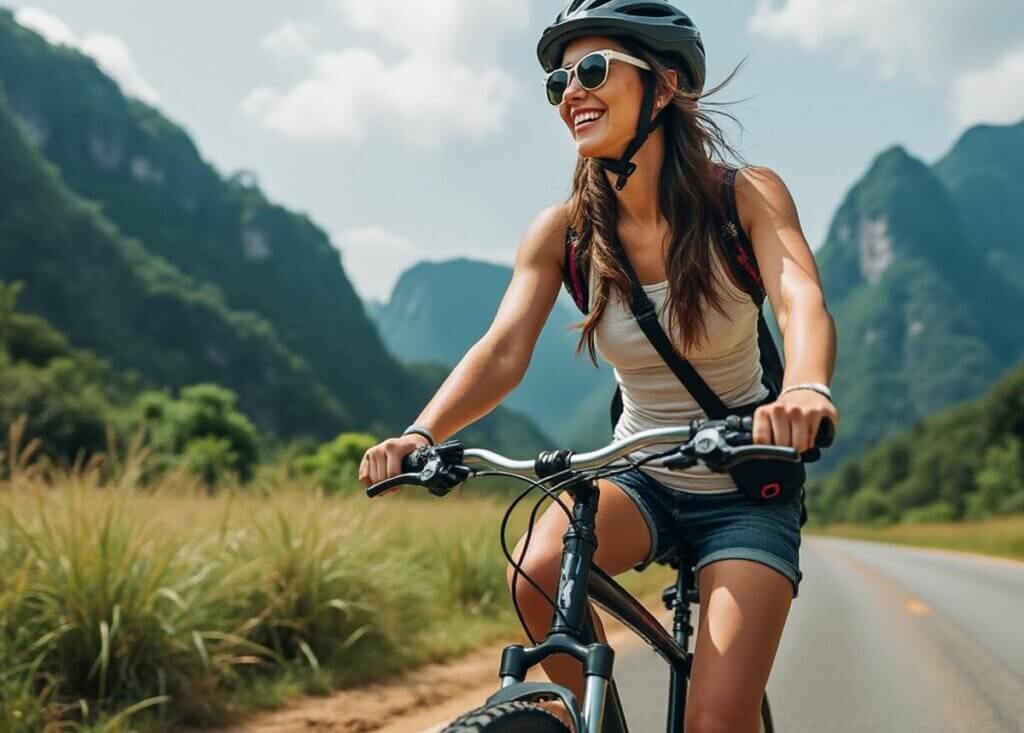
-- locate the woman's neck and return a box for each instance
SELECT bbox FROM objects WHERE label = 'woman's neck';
[605,126,666,227]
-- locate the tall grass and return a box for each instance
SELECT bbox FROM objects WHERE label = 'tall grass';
[0,419,680,731]
[0,443,586,731]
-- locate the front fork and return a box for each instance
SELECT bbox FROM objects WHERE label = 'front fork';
[494,479,621,732]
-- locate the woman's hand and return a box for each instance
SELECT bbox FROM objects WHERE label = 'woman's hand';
[753,390,839,453]
[359,434,431,495]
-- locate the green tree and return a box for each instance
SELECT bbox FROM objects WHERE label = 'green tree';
[969,436,1024,518]
[134,383,260,483]
[292,432,378,492]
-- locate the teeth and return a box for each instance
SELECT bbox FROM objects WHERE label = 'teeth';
[574,110,603,125]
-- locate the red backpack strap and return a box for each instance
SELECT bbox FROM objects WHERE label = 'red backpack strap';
[562,227,590,315]
[718,166,787,394]
[719,167,766,305]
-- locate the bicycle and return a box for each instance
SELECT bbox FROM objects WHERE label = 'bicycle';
[366,414,833,732]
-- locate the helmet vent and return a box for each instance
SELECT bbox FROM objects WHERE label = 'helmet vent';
[673,17,695,27]
[587,0,616,9]
[618,4,676,18]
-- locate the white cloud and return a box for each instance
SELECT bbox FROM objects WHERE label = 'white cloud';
[14,7,160,105]
[749,0,1024,83]
[245,1,527,147]
[244,49,519,145]
[334,226,422,301]
[336,0,529,60]
[13,6,75,46]
[261,20,318,59]
[951,42,1024,130]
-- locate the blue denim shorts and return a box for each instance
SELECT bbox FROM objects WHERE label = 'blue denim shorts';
[606,467,804,598]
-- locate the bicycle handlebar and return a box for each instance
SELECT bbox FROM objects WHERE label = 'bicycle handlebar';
[366,415,834,498]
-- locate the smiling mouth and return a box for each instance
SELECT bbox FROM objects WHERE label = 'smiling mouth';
[574,110,605,132]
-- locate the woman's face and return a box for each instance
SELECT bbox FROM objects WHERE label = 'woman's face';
[555,36,648,160]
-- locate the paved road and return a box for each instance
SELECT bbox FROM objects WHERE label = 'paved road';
[616,536,1024,732]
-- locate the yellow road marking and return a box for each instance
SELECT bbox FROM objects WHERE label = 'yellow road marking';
[904,600,931,616]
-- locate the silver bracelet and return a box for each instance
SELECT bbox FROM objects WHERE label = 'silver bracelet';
[402,425,436,446]
[779,383,833,402]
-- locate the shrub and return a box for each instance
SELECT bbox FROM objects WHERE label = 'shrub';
[291,432,377,492]
[902,501,957,523]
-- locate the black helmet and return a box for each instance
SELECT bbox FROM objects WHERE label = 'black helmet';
[537,1,706,191]
[537,0,706,93]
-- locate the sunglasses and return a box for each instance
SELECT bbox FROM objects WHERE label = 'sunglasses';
[544,49,653,106]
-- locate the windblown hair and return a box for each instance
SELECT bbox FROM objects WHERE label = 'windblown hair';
[567,40,749,364]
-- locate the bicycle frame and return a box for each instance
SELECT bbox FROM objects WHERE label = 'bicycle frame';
[484,476,699,733]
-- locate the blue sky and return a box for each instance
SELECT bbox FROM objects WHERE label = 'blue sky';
[7,0,1024,300]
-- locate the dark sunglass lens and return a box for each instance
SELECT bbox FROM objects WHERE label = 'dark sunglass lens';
[577,53,608,90]
[546,70,569,105]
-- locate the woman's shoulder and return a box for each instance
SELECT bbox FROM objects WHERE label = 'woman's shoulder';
[519,202,571,268]
[731,165,793,233]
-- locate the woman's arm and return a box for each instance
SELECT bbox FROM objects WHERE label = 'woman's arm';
[360,204,568,486]
[735,166,840,453]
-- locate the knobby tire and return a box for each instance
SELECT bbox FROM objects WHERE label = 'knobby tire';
[441,700,570,732]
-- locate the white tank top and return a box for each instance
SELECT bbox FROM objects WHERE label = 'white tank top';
[592,241,770,493]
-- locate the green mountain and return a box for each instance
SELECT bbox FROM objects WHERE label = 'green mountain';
[0,81,349,439]
[807,360,1024,524]
[0,11,553,455]
[933,119,1024,297]
[813,140,1024,473]
[370,258,615,447]
[0,9,421,433]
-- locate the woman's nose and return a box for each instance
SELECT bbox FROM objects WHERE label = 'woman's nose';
[562,71,586,104]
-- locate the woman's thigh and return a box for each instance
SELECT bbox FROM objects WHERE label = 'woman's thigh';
[684,558,793,733]
[508,478,654,586]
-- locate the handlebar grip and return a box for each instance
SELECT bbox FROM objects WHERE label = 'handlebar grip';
[815,417,835,448]
[738,416,835,448]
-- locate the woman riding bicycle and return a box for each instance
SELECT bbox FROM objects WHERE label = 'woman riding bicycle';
[360,2,840,731]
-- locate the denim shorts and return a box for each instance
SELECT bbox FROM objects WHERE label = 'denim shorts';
[606,467,804,598]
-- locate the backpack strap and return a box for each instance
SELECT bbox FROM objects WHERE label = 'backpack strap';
[607,233,732,419]
[563,227,590,315]
[718,166,785,396]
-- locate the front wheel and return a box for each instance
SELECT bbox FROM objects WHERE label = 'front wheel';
[442,701,571,732]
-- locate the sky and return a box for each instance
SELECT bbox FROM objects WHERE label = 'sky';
[6,0,1024,301]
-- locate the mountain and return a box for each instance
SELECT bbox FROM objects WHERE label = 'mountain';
[0,9,418,432]
[933,120,1024,297]
[0,10,554,455]
[814,140,1024,472]
[370,258,615,447]
[0,80,349,438]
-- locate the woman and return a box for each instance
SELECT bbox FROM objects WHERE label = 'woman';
[360,1,839,730]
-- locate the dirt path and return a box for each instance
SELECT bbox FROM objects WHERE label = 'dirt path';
[219,597,671,733]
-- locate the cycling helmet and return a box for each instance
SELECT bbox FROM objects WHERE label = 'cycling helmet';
[537,0,707,190]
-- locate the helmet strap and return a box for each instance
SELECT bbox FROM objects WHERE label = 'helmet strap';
[596,74,663,191]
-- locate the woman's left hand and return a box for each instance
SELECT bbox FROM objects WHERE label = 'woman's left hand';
[752,389,840,453]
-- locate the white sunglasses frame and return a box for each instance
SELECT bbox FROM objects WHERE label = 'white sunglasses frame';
[543,49,653,105]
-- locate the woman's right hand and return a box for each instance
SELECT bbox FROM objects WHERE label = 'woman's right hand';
[359,434,431,494]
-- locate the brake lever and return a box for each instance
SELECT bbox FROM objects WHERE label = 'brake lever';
[366,472,424,498]
[726,444,801,465]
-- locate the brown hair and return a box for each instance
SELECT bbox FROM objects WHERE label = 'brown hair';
[567,41,749,364]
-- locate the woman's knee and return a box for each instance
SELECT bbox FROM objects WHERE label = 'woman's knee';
[505,540,562,612]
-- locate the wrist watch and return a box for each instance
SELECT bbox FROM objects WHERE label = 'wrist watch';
[402,425,436,446]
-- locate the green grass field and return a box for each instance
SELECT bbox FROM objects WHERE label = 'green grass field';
[0,458,672,732]
[809,515,1024,562]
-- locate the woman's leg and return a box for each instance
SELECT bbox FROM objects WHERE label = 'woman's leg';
[684,559,794,733]
[505,478,653,726]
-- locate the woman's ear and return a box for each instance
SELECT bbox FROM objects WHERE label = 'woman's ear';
[656,69,679,109]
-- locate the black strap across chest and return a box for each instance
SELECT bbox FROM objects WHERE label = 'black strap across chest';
[562,166,786,423]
